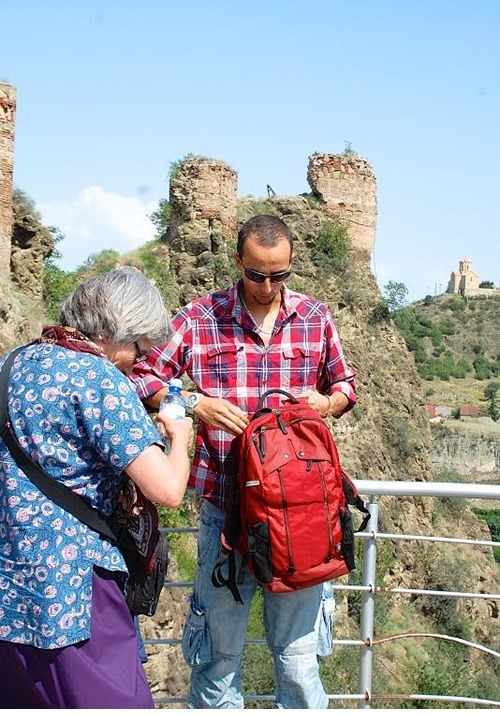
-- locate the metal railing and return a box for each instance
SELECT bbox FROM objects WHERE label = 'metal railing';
[142,480,500,708]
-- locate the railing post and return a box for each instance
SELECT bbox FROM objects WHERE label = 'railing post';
[358,498,379,709]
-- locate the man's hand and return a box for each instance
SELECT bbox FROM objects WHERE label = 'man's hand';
[297,389,348,418]
[193,395,249,436]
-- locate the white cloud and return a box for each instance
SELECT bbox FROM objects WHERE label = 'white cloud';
[39,186,158,270]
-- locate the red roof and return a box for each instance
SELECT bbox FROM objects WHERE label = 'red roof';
[459,405,480,417]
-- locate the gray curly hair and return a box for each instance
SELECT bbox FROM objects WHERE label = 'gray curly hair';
[59,266,170,344]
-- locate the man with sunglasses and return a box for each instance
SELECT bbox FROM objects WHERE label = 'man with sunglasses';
[131,214,356,709]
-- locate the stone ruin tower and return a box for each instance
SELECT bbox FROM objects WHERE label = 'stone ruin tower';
[167,156,238,305]
[0,82,16,275]
[307,152,377,258]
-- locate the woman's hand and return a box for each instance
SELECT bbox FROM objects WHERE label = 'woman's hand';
[156,414,194,451]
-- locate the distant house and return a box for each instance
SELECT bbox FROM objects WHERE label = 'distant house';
[459,405,480,417]
[426,405,453,421]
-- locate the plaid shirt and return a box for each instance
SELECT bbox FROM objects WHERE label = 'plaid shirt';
[131,282,356,511]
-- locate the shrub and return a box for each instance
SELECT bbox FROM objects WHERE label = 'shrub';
[472,508,500,563]
[438,318,456,335]
[385,415,417,464]
[313,218,351,271]
[448,297,465,312]
[369,301,391,324]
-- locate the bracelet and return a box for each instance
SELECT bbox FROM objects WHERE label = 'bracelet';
[325,393,334,416]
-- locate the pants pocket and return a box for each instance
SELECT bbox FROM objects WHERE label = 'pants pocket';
[247,522,273,584]
[181,597,212,667]
[340,506,356,571]
[317,581,335,657]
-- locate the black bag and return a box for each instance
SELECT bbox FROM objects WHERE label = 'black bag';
[0,346,168,617]
[116,488,170,616]
[122,521,169,616]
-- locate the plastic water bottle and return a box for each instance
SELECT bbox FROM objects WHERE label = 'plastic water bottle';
[159,378,186,420]
[157,379,186,452]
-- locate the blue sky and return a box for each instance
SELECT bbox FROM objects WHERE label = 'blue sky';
[2,0,499,301]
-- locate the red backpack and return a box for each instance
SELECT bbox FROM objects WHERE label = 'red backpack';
[212,390,370,602]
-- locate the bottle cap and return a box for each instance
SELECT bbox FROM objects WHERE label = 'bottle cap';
[169,378,183,390]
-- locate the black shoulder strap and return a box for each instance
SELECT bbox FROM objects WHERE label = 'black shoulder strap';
[0,346,135,552]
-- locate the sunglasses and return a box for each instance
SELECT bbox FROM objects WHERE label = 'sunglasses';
[241,263,292,284]
[133,341,148,363]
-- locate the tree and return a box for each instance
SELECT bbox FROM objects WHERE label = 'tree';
[149,198,171,236]
[13,187,41,219]
[484,381,500,421]
[479,280,494,289]
[43,227,78,321]
[383,281,409,314]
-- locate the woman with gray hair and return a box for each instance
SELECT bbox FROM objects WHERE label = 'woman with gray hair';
[0,267,193,708]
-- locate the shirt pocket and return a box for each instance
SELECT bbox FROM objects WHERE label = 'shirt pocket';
[206,344,242,395]
[281,346,316,390]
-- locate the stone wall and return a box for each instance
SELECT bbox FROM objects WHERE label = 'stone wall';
[167,156,238,305]
[0,82,16,275]
[307,152,377,257]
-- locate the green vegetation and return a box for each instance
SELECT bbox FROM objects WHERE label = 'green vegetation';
[369,300,391,324]
[44,248,125,321]
[385,414,418,465]
[342,139,359,157]
[149,197,170,236]
[312,217,351,271]
[168,152,197,180]
[473,508,500,563]
[157,497,199,581]
[136,239,179,310]
[43,232,79,322]
[484,381,500,421]
[13,187,42,219]
[382,280,408,314]
[393,295,500,383]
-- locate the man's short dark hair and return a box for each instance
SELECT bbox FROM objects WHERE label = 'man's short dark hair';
[237,215,294,257]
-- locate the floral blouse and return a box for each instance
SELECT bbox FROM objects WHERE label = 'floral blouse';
[0,343,162,649]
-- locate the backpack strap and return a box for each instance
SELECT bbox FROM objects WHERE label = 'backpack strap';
[211,547,245,604]
[210,480,247,604]
[341,469,371,532]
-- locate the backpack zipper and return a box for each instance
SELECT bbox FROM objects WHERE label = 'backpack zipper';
[277,467,295,573]
[252,427,267,462]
